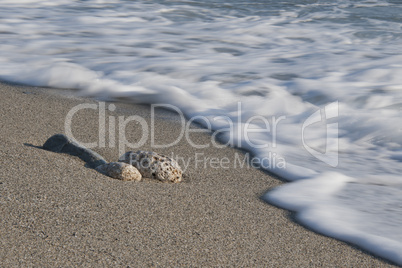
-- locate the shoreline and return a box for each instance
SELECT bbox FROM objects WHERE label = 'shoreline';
[0,81,397,266]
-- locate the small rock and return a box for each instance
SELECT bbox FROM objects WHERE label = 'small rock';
[119,151,183,183]
[95,162,142,182]
[43,134,107,168]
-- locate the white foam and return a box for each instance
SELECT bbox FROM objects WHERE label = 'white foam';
[266,173,402,265]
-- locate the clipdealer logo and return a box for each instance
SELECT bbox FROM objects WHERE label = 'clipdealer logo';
[64,102,285,155]
[302,101,339,167]
[64,101,339,169]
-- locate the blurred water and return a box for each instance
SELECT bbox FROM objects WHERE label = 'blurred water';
[1,0,402,264]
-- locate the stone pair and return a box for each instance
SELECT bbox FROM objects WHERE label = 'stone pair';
[97,151,183,183]
[43,134,183,183]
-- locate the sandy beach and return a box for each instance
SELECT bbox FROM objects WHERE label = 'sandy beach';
[0,81,396,267]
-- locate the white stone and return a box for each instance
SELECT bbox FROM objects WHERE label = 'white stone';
[119,151,183,183]
[96,162,142,182]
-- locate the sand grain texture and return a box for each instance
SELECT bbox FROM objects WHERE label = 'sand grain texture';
[0,82,397,267]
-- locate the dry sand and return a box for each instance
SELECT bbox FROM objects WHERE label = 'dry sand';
[0,81,397,267]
